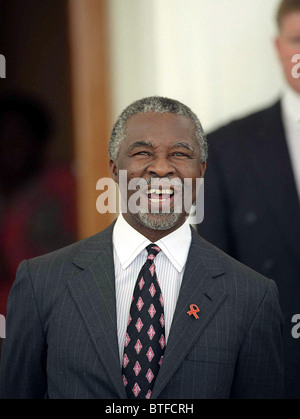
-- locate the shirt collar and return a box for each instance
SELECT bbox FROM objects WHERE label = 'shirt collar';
[282,85,300,124]
[113,213,191,272]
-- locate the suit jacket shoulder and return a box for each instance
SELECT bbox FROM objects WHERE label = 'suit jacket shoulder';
[7,223,115,331]
[207,100,283,150]
[26,222,115,274]
[191,228,277,301]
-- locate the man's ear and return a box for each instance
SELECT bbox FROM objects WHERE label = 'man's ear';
[274,36,282,59]
[109,159,119,183]
[200,161,206,178]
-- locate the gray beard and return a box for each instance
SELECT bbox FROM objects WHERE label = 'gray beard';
[137,211,182,231]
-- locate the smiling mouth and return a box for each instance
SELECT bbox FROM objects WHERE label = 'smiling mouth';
[147,188,175,203]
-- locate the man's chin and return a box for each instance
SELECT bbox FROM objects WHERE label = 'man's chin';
[137,211,183,231]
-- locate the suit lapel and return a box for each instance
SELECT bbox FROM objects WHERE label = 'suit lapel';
[248,101,300,261]
[152,230,227,398]
[67,223,127,399]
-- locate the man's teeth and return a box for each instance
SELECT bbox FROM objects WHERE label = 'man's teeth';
[147,189,174,203]
[148,189,174,195]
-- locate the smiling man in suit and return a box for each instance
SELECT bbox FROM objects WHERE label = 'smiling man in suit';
[0,97,283,399]
[198,0,300,399]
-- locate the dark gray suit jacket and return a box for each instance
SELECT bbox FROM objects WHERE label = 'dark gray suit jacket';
[198,101,300,398]
[0,224,284,399]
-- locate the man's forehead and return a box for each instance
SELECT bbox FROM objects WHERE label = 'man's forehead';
[124,111,196,136]
[280,11,300,31]
[127,139,196,151]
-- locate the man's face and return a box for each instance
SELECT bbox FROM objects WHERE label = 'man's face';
[110,112,206,238]
[275,12,300,94]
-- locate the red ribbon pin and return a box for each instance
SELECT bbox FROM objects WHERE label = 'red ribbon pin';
[187,304,200,319]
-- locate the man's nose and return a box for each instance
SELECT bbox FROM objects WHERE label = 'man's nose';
[147,156,175,178]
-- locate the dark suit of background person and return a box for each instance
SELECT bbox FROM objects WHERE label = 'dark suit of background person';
[0,97,283,399]
[198,1,300,399]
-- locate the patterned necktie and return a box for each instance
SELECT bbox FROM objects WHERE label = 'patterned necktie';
[122,244,166,399]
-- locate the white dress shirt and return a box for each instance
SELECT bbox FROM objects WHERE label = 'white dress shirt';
[281,86,300,200]
[113,213,192,365]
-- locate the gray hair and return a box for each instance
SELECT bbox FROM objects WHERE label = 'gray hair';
[108,96,208,163]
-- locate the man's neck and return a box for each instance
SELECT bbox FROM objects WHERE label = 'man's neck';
[282,84,300,122]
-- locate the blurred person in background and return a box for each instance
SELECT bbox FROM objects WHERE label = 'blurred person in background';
[0,94,77,318]
[198,0,300,398]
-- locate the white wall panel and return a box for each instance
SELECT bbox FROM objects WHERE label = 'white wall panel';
[108,0,283,132]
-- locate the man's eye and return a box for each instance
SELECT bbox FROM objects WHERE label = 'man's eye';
[172,152,188,157]
[289,36,300,44]
[134,151,151,156]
